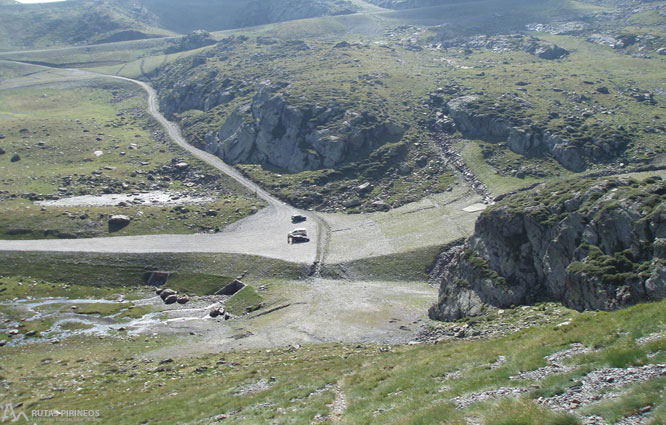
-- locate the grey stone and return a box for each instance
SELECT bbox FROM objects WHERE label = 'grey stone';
[645,265,666,301]
[343,198,362,208]
[534,43,569,60]
[108,215,131,227]
[160,288,177,301]
[398,164,413,175]
[164,295,178,305]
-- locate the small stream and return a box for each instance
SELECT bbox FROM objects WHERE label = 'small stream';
[1,297,157,346]
[1,296,228,346]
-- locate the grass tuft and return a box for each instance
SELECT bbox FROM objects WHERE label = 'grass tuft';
[482,399,581,425]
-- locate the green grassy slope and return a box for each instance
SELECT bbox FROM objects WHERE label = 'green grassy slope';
[378,0,578,33]
[0,0,364,51]
[0,81,263,239]
[149,34,457,212]
[2,294,665,424]
[0,1,174,51]
[138,0,360,34]
[1,0,663,213]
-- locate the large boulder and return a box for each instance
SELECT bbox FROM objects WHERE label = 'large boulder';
[525,41,569,60]
[164,295,179,305]
[108,215,131,231]
[165,30,216,54]
[160,288,177,301]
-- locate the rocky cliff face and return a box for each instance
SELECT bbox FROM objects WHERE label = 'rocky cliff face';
[429,175,666,321]
[445,95,628,172]
[202,84,406,173]
[157,72,248,119]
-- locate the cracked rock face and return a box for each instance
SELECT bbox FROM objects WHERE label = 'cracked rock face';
[429,176,666,321]
[203,85,406,172]
[444,95,627,172]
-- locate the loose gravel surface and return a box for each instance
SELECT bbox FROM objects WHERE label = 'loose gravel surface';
[146,278,437,357]
[323,187,481,263]
[418,304,574,343]
[451,340,666,424]
[511,343,593,381]
[539,364,666,412]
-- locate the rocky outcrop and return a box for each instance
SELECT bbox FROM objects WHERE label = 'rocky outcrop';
[445,96,627,172]
[165,30,216,54]
[203,84,406,172]
[588,33,637,49]
[432,34,569,60]
[429,176,666,321]
[157,72,249,119]
[523,40,569,60]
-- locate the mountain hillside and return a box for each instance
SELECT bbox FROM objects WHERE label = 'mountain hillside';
[0,0,360,50]
[364,0,487,9]
[0,0,172,50]
[137,0,360,34]
[147,0,665,212]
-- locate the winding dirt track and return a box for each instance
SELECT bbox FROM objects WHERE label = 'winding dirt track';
[0,63,325,265]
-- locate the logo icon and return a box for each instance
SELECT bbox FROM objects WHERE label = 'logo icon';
[1,404,29,423]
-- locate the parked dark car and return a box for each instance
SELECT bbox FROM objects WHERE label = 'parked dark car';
[291,214,307,223]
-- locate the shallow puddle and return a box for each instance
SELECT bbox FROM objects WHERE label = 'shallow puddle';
[36,190,216,207]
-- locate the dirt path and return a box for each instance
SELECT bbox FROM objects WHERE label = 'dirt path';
[330,381,347,422]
